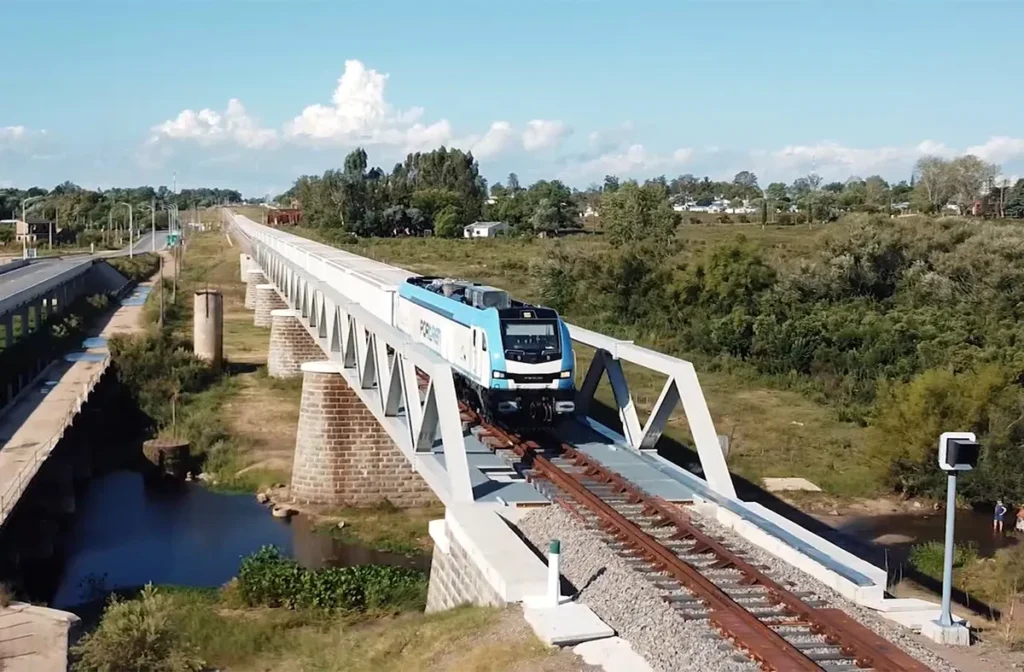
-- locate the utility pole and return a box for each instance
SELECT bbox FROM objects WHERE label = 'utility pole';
[151,197,156,252]
[159,254,165,326]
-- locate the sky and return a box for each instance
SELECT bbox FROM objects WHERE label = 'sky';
[1,0,1023,198]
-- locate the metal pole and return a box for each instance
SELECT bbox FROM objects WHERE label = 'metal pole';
[151,199,156,252]
[129,204,134,258]
[939,471,957,626]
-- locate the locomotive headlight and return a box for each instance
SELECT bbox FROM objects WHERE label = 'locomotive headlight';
[560,370,572,378]
[492,370,505,379]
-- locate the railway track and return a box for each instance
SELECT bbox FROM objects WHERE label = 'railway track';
[465,410,932,672]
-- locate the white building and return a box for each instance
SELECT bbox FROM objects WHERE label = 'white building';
[463,221,510,238]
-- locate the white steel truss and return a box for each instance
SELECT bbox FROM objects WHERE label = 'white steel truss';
[223,211,473,505]
[569,324,736,498]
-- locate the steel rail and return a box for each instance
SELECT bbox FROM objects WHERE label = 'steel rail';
[468,410,933,672]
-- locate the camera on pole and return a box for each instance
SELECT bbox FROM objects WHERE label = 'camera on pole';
[938,432,980,471]
[923,431,975,646]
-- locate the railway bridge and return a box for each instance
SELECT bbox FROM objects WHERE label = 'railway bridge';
[227,209,953,670]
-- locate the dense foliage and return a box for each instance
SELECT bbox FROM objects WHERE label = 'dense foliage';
[72,584,205,672]
[282,147,488,238]
[107,331,218,433]
[0,184,240,248]
[237,546,426,612]
[106,254,160,284]
[539,214,1024,503]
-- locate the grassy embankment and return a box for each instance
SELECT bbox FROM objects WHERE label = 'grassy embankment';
[127,212,440,552]
[294,222,877,500]
[73,548,580,672]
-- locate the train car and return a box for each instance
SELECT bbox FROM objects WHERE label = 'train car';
[396,276,575,424]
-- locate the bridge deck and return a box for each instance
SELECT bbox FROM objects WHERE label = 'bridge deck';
[0,283,153,527]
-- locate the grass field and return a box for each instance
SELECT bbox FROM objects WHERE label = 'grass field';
[291,222,879,497]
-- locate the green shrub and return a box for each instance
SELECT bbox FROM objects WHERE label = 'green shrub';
[107,254,160,284]
[72,584,205,672]
[908,541,978,580]
[237,546,426,612]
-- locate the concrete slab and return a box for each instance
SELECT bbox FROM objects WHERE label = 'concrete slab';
[762,477,822,492]
[922,619,971,646]
[522,602,614,646]
[573,637,654,672]
[0,603,80,672]
[427,453,549,505]
[881,606,967,632]
[561,420,695,502]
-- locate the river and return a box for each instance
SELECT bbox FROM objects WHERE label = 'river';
[836,508,1021,559]
[50,470,427,610]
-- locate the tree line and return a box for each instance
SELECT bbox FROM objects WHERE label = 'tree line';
[0,184,243,246]
[281,147,1024,242]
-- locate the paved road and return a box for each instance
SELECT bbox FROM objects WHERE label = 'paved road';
[0,257,94,307]
[0,232,169,309]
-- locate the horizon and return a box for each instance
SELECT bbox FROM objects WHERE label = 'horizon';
[2,1,1022,198]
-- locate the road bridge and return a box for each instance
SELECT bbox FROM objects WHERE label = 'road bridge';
[224,210,953,667]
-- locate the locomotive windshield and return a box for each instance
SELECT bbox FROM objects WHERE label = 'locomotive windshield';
[501,320,560,353]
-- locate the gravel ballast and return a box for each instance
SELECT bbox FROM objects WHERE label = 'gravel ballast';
[518,506,756,672]
[518,502,960,672]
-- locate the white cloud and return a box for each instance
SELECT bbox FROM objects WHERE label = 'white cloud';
[469,121,514,159]
[0,126,47,153]
[152,98,276,149]
[965,136,1024,164]
[560,144,694,180]
[522,119,570,152]
[743,139,963,182]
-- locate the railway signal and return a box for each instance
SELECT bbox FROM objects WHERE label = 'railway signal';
[924,431,976,646]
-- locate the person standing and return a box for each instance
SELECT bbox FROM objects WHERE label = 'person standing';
[1015,505,1024,533]
[994,499,1008,532]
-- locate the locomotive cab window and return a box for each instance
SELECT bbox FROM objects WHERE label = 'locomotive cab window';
[501,321,559,353]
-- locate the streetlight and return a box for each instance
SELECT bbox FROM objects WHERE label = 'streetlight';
[137,200,157,252]
[115,202,134,258]
[20,195,45,259]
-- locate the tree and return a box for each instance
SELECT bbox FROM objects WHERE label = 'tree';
[602,175,620,193]
[530,198,561,234]
[1005,179,1024,219]
[434,205,464,238]
[948,154,999,215]
[913,156,954,213]
[507,173,522,194]
[765,182,788,203]
[732,171,759,199]
[599,180,679,250]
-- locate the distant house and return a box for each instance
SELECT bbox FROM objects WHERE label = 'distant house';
[463,221,510,238]
[1,218,53,243]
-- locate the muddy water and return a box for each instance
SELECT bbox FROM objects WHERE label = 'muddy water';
[51,470,427,609]
[837,508,1020,558]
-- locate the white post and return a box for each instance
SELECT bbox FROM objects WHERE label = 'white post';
[547,539,561,607]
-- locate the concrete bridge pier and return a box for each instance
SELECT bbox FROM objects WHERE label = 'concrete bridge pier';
[267,309,321,378]
[289,361,436,508]
[243,269,267,309]
[239,253,254,280]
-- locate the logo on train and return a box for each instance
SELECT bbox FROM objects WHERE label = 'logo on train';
[419,319,441,345]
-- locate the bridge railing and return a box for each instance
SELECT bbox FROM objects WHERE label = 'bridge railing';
[568,325,735,498]
[224,210,474,505]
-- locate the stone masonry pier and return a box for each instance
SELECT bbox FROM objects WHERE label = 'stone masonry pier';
[289,361,436,508]
[243,269,266,309]
[267,309,321,378]
[253,284,286,328]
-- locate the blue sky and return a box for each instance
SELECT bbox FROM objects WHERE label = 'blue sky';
[2,0,1022,197]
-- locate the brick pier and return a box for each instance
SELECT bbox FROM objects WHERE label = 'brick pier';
[243,269,267,310]
[268,309,323,378]
[290,361,436,507]
[253,284,286,328]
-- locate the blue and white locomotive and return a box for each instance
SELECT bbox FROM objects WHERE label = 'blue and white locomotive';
[396,277,576,424]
